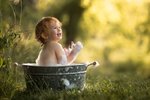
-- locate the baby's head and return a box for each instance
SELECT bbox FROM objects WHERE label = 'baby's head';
[35,17,62,44]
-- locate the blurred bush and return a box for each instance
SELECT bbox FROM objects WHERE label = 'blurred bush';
[0,0,150,78]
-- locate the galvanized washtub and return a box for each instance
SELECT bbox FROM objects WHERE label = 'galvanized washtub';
[22,62,98,91]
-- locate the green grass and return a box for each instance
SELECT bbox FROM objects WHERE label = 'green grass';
[0,66,150,100]
[11,77,150,100]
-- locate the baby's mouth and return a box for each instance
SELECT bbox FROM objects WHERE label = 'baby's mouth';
[57,33,62,37]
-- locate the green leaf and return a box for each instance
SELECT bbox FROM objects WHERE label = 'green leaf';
[0,57,4,67]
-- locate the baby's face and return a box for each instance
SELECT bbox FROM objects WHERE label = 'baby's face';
[48,21,62,42]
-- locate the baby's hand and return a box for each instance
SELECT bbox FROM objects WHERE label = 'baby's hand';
[64,48,71,56]
[64,42,74,56]
[65,41,83,56]
[65,41,83,64]
[71,41,83,55]
[74,41,83,52]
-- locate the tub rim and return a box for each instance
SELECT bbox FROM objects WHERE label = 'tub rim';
[22,63,87,68]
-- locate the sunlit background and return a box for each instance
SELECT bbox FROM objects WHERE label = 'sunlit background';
[1,0,150,99]
[1,0,150,80]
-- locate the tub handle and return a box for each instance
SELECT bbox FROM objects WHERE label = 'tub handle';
[14,62,21,67]
[86,61,100,67]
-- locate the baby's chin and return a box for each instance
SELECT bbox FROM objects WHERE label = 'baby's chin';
[58,36,62,40]
[55,37,62,42]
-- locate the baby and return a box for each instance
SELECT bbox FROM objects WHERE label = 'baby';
[35,17,83,66]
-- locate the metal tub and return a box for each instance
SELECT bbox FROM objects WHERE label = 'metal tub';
[22,63,91,91]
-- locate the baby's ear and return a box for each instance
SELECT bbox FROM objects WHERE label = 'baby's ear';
[41,33,48,39]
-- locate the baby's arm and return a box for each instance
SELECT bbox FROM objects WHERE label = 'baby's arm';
[54,43,68,65]
[65,41,83,64]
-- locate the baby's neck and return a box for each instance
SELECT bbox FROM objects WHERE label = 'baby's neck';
[44,40,58,46]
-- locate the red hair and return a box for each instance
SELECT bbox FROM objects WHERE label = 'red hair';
[35,17,61,44]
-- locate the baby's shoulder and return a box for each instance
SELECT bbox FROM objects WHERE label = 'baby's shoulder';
[49,42,63,49]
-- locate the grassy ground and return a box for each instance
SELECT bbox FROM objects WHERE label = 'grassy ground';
[0,66,150,100]
[12,77,150,100]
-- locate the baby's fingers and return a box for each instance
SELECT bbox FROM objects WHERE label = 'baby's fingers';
[71,41,75,49]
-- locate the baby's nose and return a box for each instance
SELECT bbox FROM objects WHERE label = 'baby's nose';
[58,27,62,31]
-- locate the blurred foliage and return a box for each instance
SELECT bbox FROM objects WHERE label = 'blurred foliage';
[0,0,150,76]
[0,0,150,99]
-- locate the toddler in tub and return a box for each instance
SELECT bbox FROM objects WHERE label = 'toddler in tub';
[35,17,83,66]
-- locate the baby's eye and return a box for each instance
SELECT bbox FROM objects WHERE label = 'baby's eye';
[53,27,57,29]
[51,26,61,30]
[58,26,61,29]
